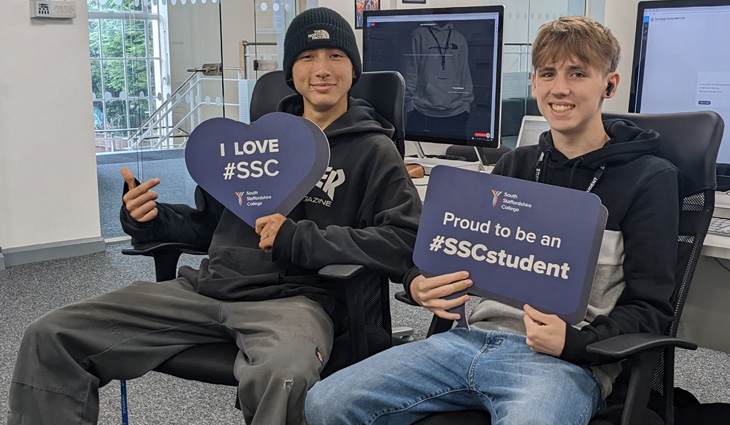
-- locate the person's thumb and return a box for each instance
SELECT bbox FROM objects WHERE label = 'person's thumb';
[120,167,137,189]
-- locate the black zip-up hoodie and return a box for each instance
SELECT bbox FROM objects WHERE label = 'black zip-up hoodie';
[405,118,679,395]
[121,96,421,332]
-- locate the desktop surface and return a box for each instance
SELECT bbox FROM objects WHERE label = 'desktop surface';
[697,191,730,259]
[406,156,483,175]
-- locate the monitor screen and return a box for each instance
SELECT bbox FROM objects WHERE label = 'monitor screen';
[363,6,504,148]
[630,0,730,170]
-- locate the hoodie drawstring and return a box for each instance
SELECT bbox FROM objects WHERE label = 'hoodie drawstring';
[568,158,584,187]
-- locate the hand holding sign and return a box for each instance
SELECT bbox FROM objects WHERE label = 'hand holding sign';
[121,167,160,222]
[255,213,287,253]
[185,113,330,228]
[410,271,473,321]
[523,304,566,356]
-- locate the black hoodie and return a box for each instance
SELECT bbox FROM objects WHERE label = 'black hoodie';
[121,96,421,332]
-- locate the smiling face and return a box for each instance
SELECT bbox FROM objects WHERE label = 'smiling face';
[531,55,619,144]
[292,47,354,123]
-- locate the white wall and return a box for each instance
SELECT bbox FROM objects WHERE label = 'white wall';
[167,1,256,90]
[316,0,362,52]
[600,0,672,113]
[166,0,275,122]
[601,0,642,112]
[0,1,102,259]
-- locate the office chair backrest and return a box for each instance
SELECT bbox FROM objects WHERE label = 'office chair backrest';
[249,70,295,122]
[604,111,723,197]
[603,111,724,423]
[603,111,723,321]
[351,71,406,156]
[249,70,406,156]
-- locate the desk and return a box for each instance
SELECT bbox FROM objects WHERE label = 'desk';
[407,161,493,201]
[699,192,730,259]
[405,157,485,175]
[679,192,730,353]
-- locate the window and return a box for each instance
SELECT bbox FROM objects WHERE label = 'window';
[88,0,169,152]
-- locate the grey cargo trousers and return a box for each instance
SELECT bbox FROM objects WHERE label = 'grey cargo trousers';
[7,278,334,425]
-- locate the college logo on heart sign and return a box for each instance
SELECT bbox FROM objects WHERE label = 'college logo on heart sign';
[185,113,330,228]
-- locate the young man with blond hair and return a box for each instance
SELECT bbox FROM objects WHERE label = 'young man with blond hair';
[306,16,678,425]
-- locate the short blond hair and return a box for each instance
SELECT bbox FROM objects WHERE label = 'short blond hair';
[532,16,620,75]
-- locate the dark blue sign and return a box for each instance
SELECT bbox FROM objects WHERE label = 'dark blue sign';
[185,113,330,228]
[414,166,607,324]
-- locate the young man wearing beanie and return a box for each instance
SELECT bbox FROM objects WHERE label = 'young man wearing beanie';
[7,7,420,425]
[306,16,679,425]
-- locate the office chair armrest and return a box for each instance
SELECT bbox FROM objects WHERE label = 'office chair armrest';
[395,290,455,337]
[121,241,208,257]
[316,264,376,363]
[122,241,208,282]
[318,264,366,280]
[587,334,697,425]
[586,333,697,359]
[394,289,418,306]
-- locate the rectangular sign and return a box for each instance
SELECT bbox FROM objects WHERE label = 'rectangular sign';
[414,166,607,324]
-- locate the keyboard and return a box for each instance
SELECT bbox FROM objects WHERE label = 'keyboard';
[708,216,730,236]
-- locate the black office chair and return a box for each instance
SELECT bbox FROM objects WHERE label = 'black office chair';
[119,70,408,421]
[249,70,406,157]
[399,111,724,425]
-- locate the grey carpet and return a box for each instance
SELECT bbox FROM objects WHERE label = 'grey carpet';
[1,243,729,424]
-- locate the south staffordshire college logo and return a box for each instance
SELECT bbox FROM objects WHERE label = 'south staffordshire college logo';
[492,190,502,207]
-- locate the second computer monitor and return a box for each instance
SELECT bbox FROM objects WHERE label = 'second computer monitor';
[630,0,730,185]
[363,6,504,148]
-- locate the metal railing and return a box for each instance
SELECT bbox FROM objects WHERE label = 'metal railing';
[124,41,280,152]
[126,64,242,151]
[121,40,277,151]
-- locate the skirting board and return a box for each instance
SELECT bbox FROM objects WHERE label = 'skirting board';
[1,237,105,268]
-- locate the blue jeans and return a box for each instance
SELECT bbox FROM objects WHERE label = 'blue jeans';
[305,328,604,425]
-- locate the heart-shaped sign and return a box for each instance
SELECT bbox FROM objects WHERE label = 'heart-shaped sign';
[185,113,330,228]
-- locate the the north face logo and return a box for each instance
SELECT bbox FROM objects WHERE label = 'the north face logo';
[308,29,330,41]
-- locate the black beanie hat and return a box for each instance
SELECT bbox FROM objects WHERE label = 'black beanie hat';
[283,7,362,89]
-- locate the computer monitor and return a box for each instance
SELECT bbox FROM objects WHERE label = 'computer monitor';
[362,6,504,149]
[516,115,549,149]
[630,0,730,188]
